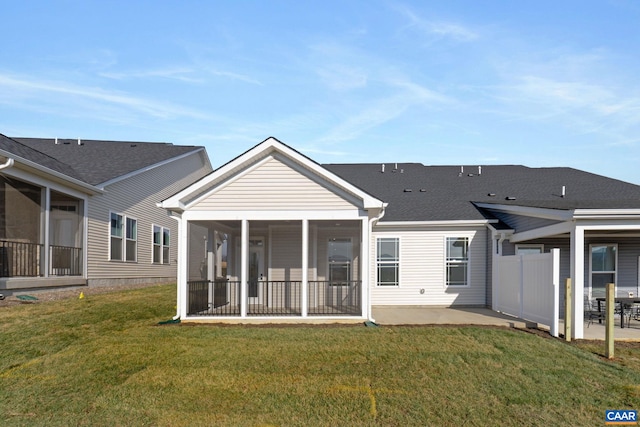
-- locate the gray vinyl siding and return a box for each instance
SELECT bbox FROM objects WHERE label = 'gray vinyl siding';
[86,151,211,284]
[190,155,358,211]
[370,225,487,306]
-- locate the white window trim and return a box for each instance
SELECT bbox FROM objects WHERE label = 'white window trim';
[515,244,544,255]
[125,216,138,263]
[109,211,137,263]
[444,236,471,288]
[152,224,171,265]
[589,243,617,299]
[375,236,400,287]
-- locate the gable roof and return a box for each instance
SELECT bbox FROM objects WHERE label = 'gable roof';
[324,163,640,222]
[161,137,385,212]
[5,135,206,187]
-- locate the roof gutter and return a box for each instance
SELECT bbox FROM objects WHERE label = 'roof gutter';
[0,157,14,171]
[0,149,103,195]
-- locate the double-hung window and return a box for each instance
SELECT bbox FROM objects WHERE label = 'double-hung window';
[328,238,351,286]
[377,237,399,286]
[153,225,170,264]
[446,237,469,287]
[110,212,137,262]
[590,244,616,298]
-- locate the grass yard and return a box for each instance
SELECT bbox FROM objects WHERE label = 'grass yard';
[1,284,640,426]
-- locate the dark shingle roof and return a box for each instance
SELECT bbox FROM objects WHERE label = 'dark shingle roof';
[4,136,203,186]
[323,163,640,222]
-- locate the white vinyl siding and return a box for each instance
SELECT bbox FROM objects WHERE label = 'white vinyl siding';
[371,226,486,306]
[87,151,211,281]
[189,155,360,211]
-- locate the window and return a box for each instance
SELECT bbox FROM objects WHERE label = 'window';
[377,237,399,286]
[590,244,616,298]
[125,217,137,262]
[446,237,469,286]
[516,244,544,255]
[328,238,351,285]
[153,225,170,264]
[110,212,137,262]
[110,213,123,261]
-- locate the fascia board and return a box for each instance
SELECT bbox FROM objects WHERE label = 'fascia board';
[374,219,494,228]
[98,148,206,189]
[474,202,573,221]
[0,150,102,195]
[509,221,573,243]
[574,209,640,219]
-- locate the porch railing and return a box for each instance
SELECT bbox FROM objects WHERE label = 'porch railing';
[0,240,43,277]
[247,280,302,316]
[50,245,82,276]
[187,279,241,316]
[308,280,361,316]
[186,279,361,317]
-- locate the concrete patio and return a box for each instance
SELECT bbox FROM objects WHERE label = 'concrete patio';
[372,306,640,341]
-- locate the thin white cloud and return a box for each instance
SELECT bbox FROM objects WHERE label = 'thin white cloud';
[100,67,204,83]
[207,68,263,85]
[395,4,478,42]
[0,73,210,120]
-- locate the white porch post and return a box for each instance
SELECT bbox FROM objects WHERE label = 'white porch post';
[301,219,309,317]
[570,224,585,339]
[43,187,50,277]
[361,217,370,319]
[491,231,498,311]
[179,215,188,319]
[240,219,248,317]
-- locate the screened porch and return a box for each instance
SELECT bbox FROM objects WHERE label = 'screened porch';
[184,219,365,318]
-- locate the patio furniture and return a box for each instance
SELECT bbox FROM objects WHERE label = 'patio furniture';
[585,296,606,328]
[596,297,640,328]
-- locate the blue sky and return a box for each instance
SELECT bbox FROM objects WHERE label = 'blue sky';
[2,1,640,184]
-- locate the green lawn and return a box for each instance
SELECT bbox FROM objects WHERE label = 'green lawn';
[1,284,639,426]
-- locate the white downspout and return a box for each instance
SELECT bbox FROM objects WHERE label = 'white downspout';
[367,204,387,323]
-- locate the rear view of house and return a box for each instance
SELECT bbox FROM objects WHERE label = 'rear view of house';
[161,137,640,339]
[0,134,212,294]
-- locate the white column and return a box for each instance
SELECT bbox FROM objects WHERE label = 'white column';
[43,187,50,277]
[301,219,309,317]
[570,224,585,339]
[179,216,188,319]
[361,217,370,319]
[240,219,248,317]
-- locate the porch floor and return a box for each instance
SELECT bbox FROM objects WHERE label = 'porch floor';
[372,306,640,341]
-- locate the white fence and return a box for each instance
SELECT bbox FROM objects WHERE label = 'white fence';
[494,249,560,337]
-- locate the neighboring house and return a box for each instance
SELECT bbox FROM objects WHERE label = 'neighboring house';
[161,137,640,339]
[0,134,212,294]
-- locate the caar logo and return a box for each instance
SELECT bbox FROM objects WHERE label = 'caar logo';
[606,410,637,425]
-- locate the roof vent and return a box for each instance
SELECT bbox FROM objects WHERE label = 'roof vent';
[420,188,426,192]
[505,196,516,201]
[561,185,566,198]
[381,164,385,173]
[478,166,482,175]
[404,188,412,192]
[131,144,137,147]
[488,193,496,197]
[468,173,474,177]
[54,138,58,145]
[77,138,82,145]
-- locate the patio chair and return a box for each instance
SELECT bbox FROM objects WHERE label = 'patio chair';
[584,296,606,328]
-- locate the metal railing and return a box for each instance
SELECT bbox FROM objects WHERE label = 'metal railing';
[0,240,43,277]
[247,280,302,316]
[186,279,361,317]
[308,280,361,316]
[49,245,82,276]
[187,280,241,316]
